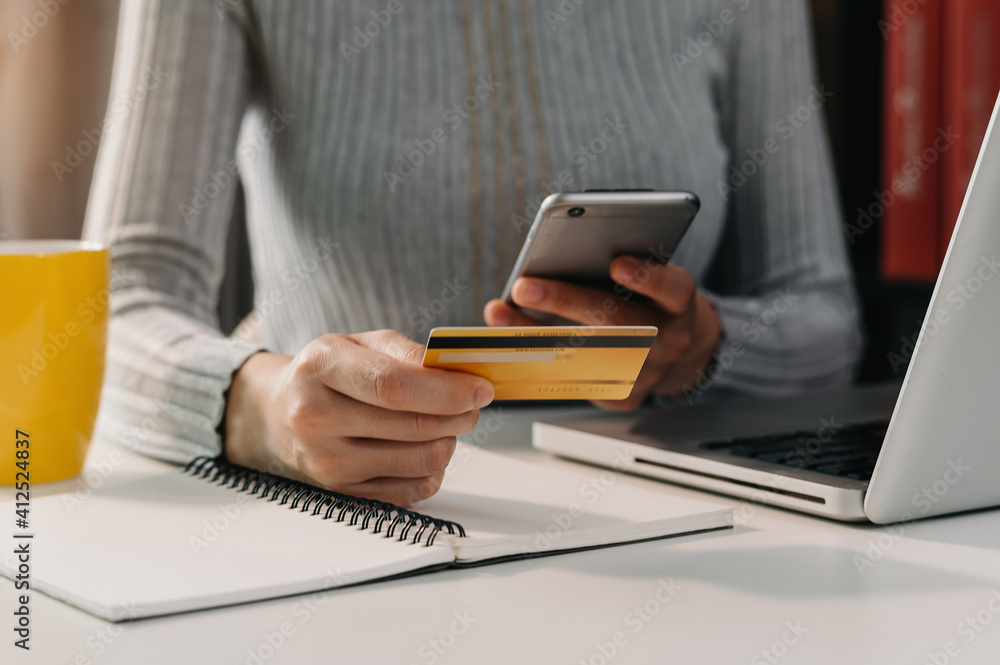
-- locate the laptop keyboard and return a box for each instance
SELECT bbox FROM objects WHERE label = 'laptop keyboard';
[696,420,888,481]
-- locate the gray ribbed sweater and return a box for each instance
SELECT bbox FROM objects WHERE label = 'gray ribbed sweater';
[83,0,862,463]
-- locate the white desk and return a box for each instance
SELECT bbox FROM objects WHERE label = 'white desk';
[4,404,1000,664]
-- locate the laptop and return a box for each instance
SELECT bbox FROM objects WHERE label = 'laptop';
[533,93,1000,524]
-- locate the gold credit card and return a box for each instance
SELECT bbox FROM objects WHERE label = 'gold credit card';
[421,326,657,400]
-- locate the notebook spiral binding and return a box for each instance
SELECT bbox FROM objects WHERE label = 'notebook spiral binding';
[183,457,466,546]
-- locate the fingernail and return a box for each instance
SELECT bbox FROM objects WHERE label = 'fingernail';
[475,385,495,408]
[517,279,545,305]
[491,307,512,326]
[612,257,639,282]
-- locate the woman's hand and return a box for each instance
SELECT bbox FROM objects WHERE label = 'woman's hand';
[224,330,494,505]
[484,257,721,410]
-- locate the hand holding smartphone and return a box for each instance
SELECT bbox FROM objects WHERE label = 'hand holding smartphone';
[482,189,720,408]
[499,190,700,322]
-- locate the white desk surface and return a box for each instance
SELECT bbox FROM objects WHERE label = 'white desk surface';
[4,404,1000,665]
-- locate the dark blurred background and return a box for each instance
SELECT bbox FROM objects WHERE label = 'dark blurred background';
[808,0,935,384]
[0,1,966,385]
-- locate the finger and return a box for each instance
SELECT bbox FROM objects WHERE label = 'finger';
[336,436,458,483]
[340,399,481,441]
[289,385,480,442]
[591,363,661,412]
[353,329,425,366]
[304,335,494,414]
[591,314,695,412]
[347,472,447,506]
[483,299,548,327]
[509,277,634,325]
[610,257,697,315]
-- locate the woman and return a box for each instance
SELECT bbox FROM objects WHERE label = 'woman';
[84,0,862,504]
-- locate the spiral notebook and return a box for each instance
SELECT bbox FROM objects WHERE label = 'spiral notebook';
[1,444,732,621]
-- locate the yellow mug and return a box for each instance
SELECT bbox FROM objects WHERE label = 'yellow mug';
[1,240,109,485]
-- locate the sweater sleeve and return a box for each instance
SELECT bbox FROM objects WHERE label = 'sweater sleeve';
[82,0,265,463]
[700,0,864,395]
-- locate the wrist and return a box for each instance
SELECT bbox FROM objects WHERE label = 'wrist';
[224,351,292,470]
[690,293,723,372]
[651,293,723,398]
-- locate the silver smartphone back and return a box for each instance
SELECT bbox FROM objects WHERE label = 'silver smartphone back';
[500,191,700,307]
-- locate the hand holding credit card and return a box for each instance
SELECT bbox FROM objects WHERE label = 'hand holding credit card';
[421,326,657,400]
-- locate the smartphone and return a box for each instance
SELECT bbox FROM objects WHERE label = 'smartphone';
[500,190,700,318]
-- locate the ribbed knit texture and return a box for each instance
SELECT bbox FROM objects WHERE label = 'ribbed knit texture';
[83,0,862,463]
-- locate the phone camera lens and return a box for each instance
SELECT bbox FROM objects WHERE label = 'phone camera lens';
[567,207,585,217]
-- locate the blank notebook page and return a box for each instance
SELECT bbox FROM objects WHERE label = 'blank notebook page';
[1,445,731,621]
[8,472,454,621]
[418,443,732,563]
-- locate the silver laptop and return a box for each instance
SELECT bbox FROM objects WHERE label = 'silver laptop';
[533,93,1000,524]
